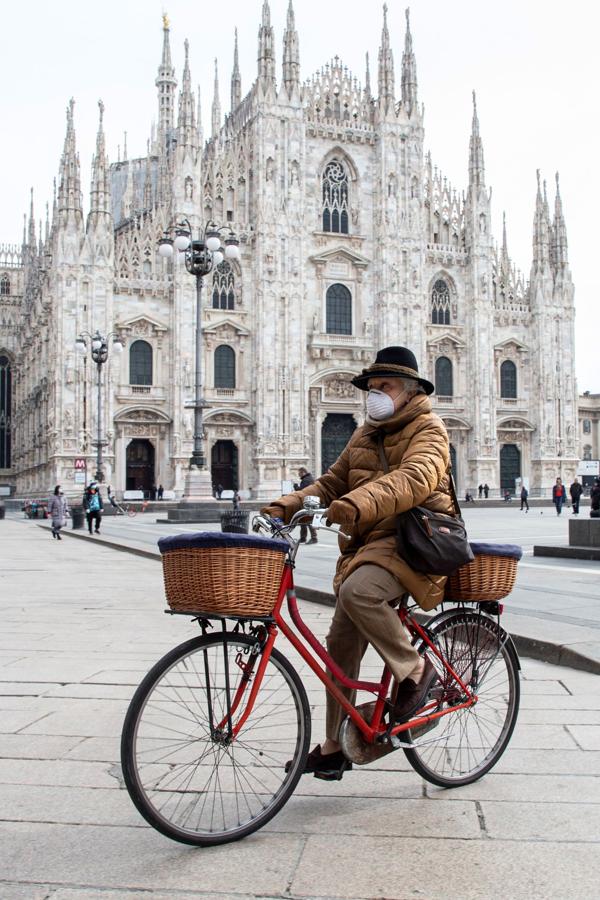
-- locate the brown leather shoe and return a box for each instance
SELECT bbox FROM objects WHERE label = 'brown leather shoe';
[393,657,439,723]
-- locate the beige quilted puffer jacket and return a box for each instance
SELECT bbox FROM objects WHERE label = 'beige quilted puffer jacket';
[268,394,454,610]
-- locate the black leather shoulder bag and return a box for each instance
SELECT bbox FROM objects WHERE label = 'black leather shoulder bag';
[376,432,474,576]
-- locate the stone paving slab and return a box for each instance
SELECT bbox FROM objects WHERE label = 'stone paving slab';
[425,772,600,803]
[480,799,600,842]
[291,835,600,899]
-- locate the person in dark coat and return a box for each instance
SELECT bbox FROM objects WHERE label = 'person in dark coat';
[83,482,104,534]
[157,484,164,500]
[552,477,567,515]
[590,479,600,517]
[483,483,489,499]
[48,485,69,539]
[520,485,529,512]
[478,484,483,498]
[293,468,318,543]
[569,478,583,515]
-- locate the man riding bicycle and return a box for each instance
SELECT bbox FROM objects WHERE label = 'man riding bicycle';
[263,346,454,780]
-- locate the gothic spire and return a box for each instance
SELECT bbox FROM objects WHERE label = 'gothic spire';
[57,98,83,224]
[378,3,395,113]
[500,211,510,274]
[177,39,197,148]
[211,58,222,138]
[364,52,372,99]
[231,28,242,111]
[155,14,177,141]
[258,0,276,83]
[532,169,551,272]
[401,7,418,116]
[282,0,300,95]
[28,187,36,248]
[552,172,569,269]
[468,91,485,191]
[88,100,111,229]
[143,142,153,209]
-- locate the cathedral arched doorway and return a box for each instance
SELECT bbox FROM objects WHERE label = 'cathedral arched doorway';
[126,439,155,493]
[321,414,355,474]
[211,440,238,491]
[500,444,521,493]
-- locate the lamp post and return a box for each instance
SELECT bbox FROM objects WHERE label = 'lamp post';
[158,219,240,498]
[75,331,123,482]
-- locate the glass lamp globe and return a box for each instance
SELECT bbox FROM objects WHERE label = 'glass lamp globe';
[206,230,221,252]
[112,340,124,353]
[91,338,103,351]
[75,340,87,355]
[174,232,191,251]
[158,240,174,258]
[225,243,241,260]
[212,250,224,266]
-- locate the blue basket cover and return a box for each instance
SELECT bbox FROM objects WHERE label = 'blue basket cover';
[469,542,523,560]
[158,531,290,555]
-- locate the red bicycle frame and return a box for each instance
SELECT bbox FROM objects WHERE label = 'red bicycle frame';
[226,561,477,743]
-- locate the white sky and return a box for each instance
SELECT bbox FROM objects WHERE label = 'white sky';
[2,0,598,390]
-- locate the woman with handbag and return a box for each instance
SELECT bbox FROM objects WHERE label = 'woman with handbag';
[263,346,463,779]
[48,485,69,540]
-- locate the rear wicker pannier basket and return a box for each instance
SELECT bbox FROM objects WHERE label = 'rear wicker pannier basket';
[445,542,523,602]
[158,532,289,616]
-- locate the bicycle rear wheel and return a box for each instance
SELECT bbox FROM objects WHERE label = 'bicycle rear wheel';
[404,610,520,787]
[127,507,136,517]
[121,632,310,846]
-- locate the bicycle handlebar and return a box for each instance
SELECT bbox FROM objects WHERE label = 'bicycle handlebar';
[252,508,351,546]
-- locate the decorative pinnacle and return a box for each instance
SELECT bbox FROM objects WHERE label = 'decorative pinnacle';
[162,12,169,30]
[98,99,104,123]
[184,38,189,60]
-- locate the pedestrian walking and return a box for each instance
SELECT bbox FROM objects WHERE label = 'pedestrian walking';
[483,483,489,499]
[293,467,318,544]
[520,485,529,512]
[552,477,567,515]
[570,477,583,515]
[107,485,118,509]
[232,490,241,510]
[216,483,224,500]
[590,478,600,518]
[157,484,164,500]
[478,484,483,498]
[83,482,104,534]
[48,485,69,539]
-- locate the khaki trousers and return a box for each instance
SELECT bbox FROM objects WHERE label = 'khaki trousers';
[325,564,420,741]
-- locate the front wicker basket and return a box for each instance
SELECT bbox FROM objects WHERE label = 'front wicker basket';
[445,542,523,602]
[158,532,289,616]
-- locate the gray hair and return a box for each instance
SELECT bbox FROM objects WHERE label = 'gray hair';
[402,377,426,396]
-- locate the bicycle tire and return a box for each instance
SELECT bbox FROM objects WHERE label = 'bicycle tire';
[127,508,136,517]
[121,632,310,846]
[404,610,520,787]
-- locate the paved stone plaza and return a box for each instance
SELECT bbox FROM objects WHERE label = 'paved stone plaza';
[2,512,600,899]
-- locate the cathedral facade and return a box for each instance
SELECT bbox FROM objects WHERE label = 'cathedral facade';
[0,4,578,499]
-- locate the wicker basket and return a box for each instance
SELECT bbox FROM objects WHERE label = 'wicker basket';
[445,542,523,602]
[158,532,289,616]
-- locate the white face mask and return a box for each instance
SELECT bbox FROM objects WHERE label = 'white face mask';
[366,389,399,420]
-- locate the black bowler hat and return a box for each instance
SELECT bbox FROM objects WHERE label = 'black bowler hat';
[351,346,435,395]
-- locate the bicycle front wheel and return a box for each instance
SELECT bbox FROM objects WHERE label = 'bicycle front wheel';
[404,610,520,787]
[127,507,136,517]
[121,632,310,846]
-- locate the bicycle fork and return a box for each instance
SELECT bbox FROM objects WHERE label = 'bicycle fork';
[203,621,277,743]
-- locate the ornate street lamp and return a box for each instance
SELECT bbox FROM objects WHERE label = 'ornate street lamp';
[75,330,123,482]
[158,220,240,492]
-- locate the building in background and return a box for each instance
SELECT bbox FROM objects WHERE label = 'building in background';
[0,4,578,498]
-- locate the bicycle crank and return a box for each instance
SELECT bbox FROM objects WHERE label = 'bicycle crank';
[339,702,442,765]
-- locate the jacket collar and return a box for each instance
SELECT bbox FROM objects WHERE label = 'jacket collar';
[363,393,432,434]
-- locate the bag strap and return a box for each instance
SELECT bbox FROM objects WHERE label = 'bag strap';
[377,431,462,517]
[376,431,389,474]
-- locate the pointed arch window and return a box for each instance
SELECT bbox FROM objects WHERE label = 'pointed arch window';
[435,356,453,397]
[431,278,451,325]
[583,444,592,461]
[0,354,12,469]
[129,340,153,386]
[214,345,236,389]
[212,261,236,310]
[500,360,517,399]
[0,275,10,296]
[326,283,352,335]
[583,419,591,435]
[322,159,349,234]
